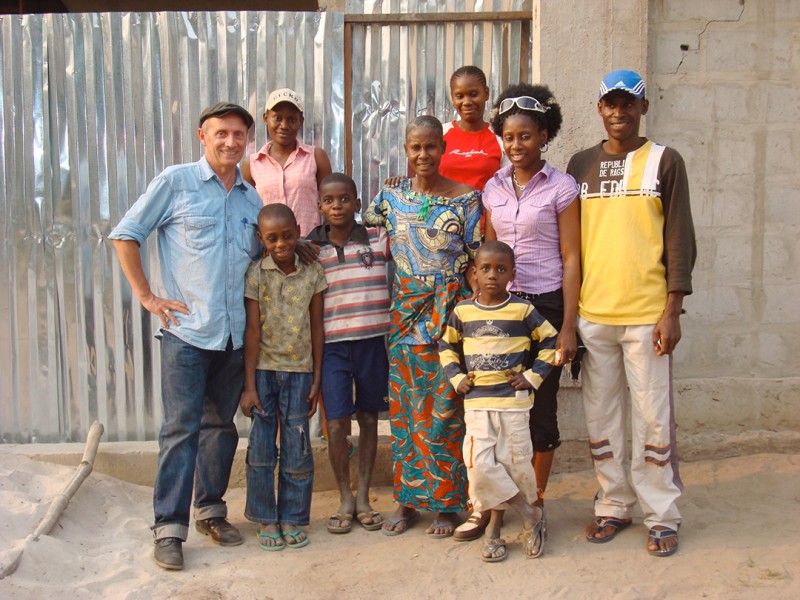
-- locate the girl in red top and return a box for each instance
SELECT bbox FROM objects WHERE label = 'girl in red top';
[440,66,505,191]
[387,66,504,192]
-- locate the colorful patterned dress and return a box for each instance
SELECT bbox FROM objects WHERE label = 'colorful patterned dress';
[364,178,482,511]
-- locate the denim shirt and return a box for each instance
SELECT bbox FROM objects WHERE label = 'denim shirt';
[110,157,262,350]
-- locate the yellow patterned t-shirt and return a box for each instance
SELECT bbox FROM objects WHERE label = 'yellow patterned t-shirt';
[567,139,695,325]
[244,255,327,372]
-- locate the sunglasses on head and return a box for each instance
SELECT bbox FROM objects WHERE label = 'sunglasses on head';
[498,96,549,115]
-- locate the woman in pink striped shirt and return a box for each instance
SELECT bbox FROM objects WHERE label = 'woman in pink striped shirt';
[242,88,332,237]
[478,84,580,553]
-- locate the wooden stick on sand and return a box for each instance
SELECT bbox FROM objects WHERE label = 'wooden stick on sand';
[0,420,104,579]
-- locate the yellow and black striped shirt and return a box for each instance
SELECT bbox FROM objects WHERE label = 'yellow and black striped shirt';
[439,295,558,410]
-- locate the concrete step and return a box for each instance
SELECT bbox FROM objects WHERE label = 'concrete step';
[5,429,799,492]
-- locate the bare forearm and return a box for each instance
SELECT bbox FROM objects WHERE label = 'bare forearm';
[310,294,324,384]
[558,198,581,333]
[242,329,259,391]
[560,262,580,333]
[654,292,686,355]
[112,238,189,327]
[663,291,685,318]
[112,239,153,302]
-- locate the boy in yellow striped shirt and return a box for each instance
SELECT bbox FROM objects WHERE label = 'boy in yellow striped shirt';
[439,241,557,562]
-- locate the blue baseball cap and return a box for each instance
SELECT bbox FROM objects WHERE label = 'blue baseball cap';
[599,69,646,100]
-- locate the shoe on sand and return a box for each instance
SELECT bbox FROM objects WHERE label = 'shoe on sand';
[481,538,507,563]
[454,511,490,542]
[356,511,384,531]
[382,510,420,536]
[154,537,183,570]
[282,529,310,548]
[195,517,243,546]
[648,527,679,557]
[585,516,632,544]
[257,530,285,551]
[523,511,545,559]
[327,513,353,534]
[425,519,456,539]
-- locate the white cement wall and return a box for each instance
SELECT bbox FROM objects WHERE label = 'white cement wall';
[534,0,800,447]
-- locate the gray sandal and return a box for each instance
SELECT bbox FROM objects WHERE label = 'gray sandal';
[523,509,545,559]
[481,538,507,563]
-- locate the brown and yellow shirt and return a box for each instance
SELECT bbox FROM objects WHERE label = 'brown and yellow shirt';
[567,139,696,325]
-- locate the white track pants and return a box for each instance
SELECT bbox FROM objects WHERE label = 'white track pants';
[578,317,682,530]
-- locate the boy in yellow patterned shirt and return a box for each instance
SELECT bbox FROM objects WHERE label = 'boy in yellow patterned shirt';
[240,203,327,551]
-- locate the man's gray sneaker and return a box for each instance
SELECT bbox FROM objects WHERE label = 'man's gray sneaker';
[153,537,183,570]
[195,517,243,546]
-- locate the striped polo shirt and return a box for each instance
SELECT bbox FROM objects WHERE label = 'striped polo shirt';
[307,223,391,343]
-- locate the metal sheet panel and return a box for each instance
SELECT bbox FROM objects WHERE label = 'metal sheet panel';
[0,5,527,443]
[0,11,344,443]
[347,0,532,202]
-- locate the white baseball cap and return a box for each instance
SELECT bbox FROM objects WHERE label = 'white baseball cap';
[265,88,304,112]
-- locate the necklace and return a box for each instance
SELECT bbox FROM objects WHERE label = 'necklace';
[512,169,527,192]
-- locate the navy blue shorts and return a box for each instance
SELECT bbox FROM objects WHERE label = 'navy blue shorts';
[321,336,390,420]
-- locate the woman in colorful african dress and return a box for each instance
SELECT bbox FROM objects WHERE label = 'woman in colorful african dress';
[363,115,482,538]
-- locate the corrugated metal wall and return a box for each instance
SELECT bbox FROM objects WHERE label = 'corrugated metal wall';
[347,0,532,202]
[0,4,530,443]
[0,11,344,442]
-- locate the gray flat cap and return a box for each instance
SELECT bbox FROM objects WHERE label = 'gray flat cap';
[198,102,254,129]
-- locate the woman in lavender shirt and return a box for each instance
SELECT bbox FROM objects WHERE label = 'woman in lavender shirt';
[481,83,580,530]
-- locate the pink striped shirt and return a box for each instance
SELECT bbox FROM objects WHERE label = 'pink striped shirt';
[483,162,579,294]
[249,141,321,236]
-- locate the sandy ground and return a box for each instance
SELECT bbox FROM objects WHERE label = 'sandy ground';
[0,451,798,600]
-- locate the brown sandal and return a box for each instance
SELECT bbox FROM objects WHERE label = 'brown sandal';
[454,511,490,542]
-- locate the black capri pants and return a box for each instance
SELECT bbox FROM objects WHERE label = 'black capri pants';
[513,288,565,453]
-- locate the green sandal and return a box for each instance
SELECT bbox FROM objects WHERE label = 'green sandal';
[257,530,285,551]
[282,528,310,548]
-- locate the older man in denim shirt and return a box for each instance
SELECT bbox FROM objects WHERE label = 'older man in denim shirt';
[110,102,262,570]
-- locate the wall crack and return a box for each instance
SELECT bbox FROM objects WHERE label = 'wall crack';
[673,2,747,74]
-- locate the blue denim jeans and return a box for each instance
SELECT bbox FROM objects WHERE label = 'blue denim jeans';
[245,370,314,526]
[152,332,243,541]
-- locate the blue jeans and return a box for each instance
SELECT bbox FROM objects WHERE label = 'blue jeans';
[152,332,243,541]
[245,370,314,527]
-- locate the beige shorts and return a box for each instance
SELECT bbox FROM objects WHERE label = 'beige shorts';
[463,409,538,511]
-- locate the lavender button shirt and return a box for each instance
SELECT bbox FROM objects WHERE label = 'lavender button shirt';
[482,162,578,295]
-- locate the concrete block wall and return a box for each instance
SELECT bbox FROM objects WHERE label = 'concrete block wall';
[534,0,799,447]
[648,0,800,383]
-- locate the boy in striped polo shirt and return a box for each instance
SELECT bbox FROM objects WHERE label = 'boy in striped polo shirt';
[307,173,391,534]
[439,241,557,562]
